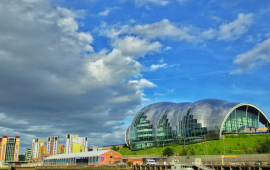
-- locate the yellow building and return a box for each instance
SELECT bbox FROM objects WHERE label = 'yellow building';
[71,142,85,153]
[38,139,45,158]
[0,136,8,163]
[258,126,269,132]
[40,146,47,157]
[66,134,87,154]
[0,136,20,162]
[13,137,20,161]
[57,145,65,154]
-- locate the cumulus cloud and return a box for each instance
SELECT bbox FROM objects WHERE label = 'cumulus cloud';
[150,63,167,71]
[112,36,162,58]
[102,14,252,45]
[202,13,253,40]
[0,0,156,153]
[101,19,199,43]
[130,19,199,42]
[231,38,270,74]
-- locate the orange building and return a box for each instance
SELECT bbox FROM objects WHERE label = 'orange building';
[125,158,143,165]
[93,150,121,165]
[44,150,122,165]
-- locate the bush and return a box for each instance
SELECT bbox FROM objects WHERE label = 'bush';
[111,145,120,151]
[128,161,132,167]
[253,138,270,153]
[162,147,174,156]
[181,148,188,156]
[190,150,195,155]
[172,143,177,147]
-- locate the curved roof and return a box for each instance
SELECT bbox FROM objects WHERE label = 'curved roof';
[130,99,242,131]
[127,98,270,143]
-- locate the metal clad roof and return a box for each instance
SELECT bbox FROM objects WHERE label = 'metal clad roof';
[44,150,111,160]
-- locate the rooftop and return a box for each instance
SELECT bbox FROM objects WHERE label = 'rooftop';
[44,150,112,160]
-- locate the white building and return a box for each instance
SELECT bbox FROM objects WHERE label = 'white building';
[31,138,44,158]
[87,146,103,152]
[47,136,60,154]
[66,134,88,154]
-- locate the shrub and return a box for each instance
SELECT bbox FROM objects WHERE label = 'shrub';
[128,161,132,167]
[162,147,174,156]
[181,148,188,156]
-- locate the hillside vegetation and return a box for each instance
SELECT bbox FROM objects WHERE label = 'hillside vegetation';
[118,134,270,156]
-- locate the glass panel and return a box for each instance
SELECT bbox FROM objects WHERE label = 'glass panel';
[222,109,258,133]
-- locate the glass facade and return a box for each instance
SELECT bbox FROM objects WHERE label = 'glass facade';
[222,108,258,133]
[126,99,270,150]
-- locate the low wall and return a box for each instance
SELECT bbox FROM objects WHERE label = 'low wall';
[35,165,130,170]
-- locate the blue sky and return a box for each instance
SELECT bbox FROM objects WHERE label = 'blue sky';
[0,0,270,154]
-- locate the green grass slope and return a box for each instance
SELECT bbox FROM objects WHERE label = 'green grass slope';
[119,134,270,156]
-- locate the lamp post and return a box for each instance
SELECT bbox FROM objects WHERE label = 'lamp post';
[223,134,226,165]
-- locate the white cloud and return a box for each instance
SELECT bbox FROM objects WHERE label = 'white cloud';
[0,0,157,153]
[202,13,254,40]
[100,19,199,43]
[150,63,167,71]
[98,9,111,16]
[129,79,156,89]
[102,14,253,45]
[98,7,118,16]
[134,0,169,7]
[112,36,162,58]
[231,38,270,74]
[131,19,199,42]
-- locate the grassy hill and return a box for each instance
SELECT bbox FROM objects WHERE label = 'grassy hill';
[118,134,270,156]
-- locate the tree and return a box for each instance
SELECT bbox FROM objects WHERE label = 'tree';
[162,147,174,156]
[190,150,195,156]
[18,155,25,161]
[181,148,188,156]
[123,144,128,148]
[253,138,270,153]
[111,145,118,151]
[241,144,248,154]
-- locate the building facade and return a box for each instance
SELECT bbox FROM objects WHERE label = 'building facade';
[32,138,44,158]
[25,148,32,161]
[43,150,121,165]
[47,136,60,154]
[66,134,88,154]
[40,146,47,158]
[125,99,270,149]
[0,136,20,162]
[58,145,65,154]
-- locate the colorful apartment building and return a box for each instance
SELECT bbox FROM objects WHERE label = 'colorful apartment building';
[66,134,87,154]
[0,136,20,163]
[25,148,32,161]
[46,136,60,155]
[32,138,44,159]
[40,146,47,157]
[57,145,65,154]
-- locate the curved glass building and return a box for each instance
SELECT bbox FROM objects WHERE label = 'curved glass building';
[125,99,270,149]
